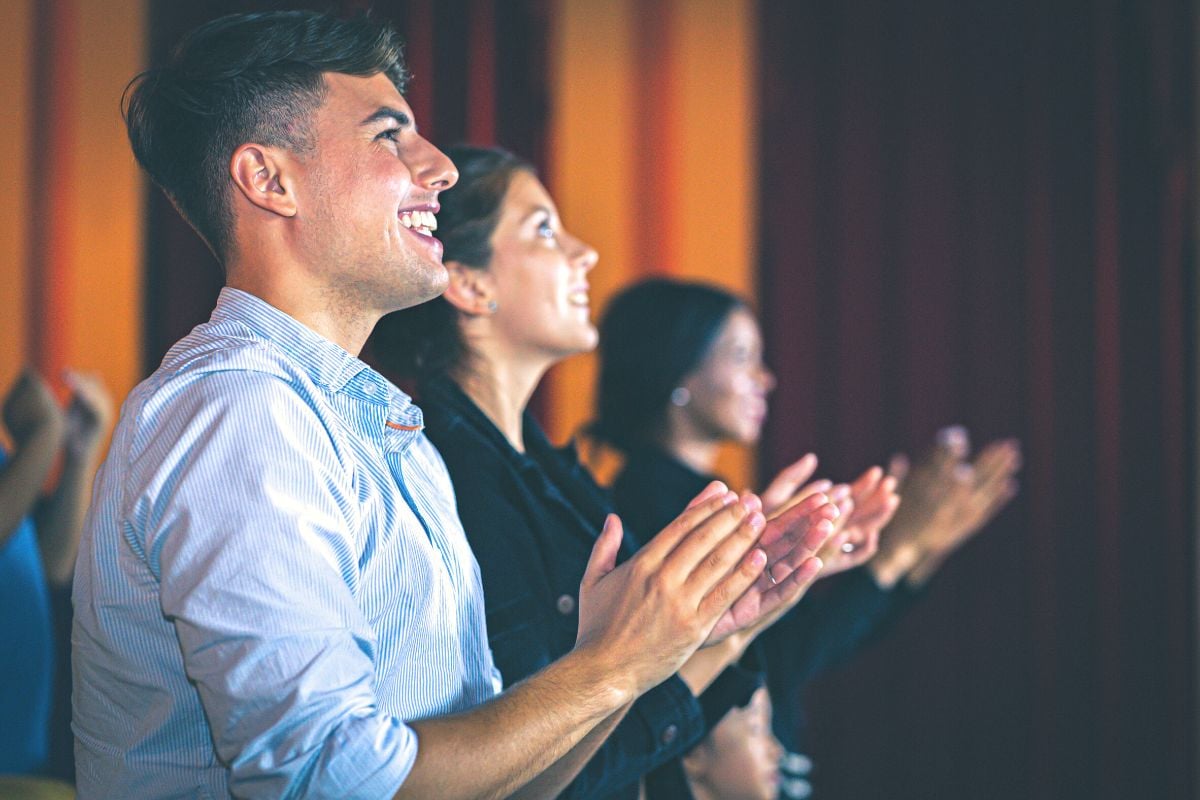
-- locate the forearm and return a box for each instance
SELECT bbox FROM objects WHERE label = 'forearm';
[398,647,633,800]
[550,674,710,799]
[866,540,923,589]
[509,702,633,800]
[35,447,99,585]
[903,548,951,587]
[0,421,63,547]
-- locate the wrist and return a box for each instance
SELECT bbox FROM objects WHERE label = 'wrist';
[64,432,104,465]
[14,413,66,453]
[561,643,639,712]
[905,548,950,587]
[867,542,922,589]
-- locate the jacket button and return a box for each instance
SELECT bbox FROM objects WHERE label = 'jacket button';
[660,724,678,745]
[556,594,576,615]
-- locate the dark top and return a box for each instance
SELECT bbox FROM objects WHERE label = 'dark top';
[420,378,761,800]
[613,447,918,758]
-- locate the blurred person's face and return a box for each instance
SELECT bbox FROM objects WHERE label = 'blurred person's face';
[678,308,775,444]
[685,687,784,800]
[284,72,458,316]
[480,170,600,362]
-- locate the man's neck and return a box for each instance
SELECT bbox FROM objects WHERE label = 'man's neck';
[225,276,380,356]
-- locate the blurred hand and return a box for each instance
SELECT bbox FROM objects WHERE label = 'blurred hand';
[62,370,113,460]
[574,484,769,695]
[877,427,1021,584]
[910,439,1021,556]
[3,370,65,447]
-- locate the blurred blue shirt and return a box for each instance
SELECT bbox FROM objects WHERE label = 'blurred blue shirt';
[0,447,54,775]
[72,288,500,799]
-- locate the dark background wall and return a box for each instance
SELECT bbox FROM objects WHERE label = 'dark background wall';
[757,1,1196,797]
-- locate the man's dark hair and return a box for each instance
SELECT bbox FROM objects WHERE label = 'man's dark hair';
[370,145,534,382]
[592,279,744,453]
[123,10,409,262]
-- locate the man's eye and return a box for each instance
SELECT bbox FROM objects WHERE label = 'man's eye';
[377,128,401,142]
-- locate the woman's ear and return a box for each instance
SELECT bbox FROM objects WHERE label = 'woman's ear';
[443,261,497,316]
[229,144,297,218]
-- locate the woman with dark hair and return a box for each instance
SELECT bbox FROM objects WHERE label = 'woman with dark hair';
[595,277,1023,797]
[369,145,863,799]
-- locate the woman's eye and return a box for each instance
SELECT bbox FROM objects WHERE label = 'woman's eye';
[537,221,556,239]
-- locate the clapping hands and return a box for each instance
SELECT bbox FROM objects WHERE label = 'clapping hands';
[876,426,1021,586]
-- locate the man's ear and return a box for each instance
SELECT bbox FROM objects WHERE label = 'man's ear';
[442,261,496,316]
[229,144,298,218]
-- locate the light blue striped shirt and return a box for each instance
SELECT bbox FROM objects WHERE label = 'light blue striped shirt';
[73,288,501,799]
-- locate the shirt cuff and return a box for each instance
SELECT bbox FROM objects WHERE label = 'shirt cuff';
[630,674,708,756]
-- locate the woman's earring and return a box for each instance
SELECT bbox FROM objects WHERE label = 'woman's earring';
[486,300,499,314]
[670,387,691,407]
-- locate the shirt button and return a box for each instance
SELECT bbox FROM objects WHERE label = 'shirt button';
[556,594,576,615]
[363,382,377,395]
[660,724,678,746]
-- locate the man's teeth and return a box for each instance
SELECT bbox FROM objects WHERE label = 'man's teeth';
[400,210,438,232]
[568,290,589,306]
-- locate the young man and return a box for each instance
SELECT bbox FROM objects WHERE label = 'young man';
[72,11,831,799]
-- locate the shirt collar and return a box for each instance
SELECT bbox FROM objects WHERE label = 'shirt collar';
[209,287,375,395]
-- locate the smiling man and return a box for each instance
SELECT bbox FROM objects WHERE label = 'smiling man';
[69,11,810,800]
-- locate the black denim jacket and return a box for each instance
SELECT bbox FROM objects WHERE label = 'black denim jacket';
[419,378,761,800]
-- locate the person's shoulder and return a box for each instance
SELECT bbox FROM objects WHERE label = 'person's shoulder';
[120,329,333,465]
[421,403,510,480]
[156,319,311,387]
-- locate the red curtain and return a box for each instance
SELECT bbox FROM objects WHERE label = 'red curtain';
[141,0,552,372]
[757,1,1195,798]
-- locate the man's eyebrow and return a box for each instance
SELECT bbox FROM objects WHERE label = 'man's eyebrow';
[360,107,413,128]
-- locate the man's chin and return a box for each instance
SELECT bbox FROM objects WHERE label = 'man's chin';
[390,261,449,311]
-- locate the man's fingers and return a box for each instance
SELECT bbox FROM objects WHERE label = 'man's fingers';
[640,490,739,562]
[670,494,762,581]
[582,514,625,589]
[698,547,768,622]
